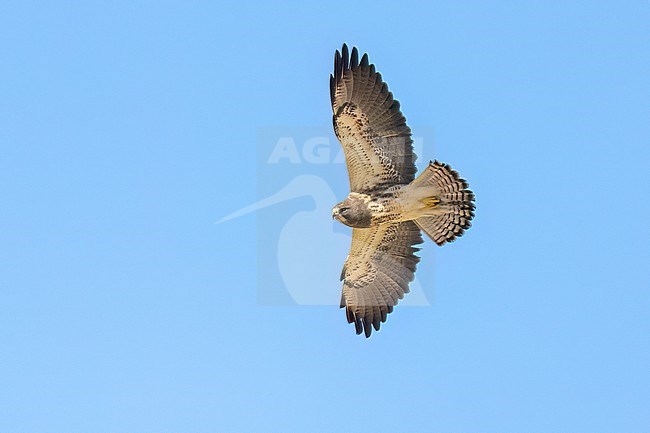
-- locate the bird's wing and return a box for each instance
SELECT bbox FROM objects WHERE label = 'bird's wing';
[340,221,423,337]
[331,44,416,193]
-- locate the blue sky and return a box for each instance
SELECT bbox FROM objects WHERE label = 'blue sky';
[1,1,649,432]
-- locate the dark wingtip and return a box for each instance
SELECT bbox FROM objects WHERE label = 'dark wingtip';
[334,49,342,83]
[354,315,363,335]
[360,53,369,67]
[336,44,369,75]
[363,317,372,338]
[345,306,354,323]
[350,47,359,68]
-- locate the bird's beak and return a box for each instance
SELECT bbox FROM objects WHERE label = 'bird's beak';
[332,208,339,219]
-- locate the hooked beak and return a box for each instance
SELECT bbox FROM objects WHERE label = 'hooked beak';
[332,208,339,219]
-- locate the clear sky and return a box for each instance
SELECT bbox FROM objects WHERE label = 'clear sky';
[1,1,649,432]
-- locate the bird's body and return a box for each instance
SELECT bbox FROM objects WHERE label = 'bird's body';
[334,182,449,227]
[330,44,475,337]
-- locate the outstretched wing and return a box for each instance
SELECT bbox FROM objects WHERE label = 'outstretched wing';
[340,221,423,337]
[331,44,416,193]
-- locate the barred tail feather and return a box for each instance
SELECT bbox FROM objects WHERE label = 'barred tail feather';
[412,160,475,246]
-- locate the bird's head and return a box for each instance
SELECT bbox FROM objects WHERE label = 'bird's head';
[332,194,372,228]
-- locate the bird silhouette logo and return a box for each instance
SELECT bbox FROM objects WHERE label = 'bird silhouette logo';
[218,128,432,307]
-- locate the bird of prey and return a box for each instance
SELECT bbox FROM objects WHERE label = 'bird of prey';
[330,44,475,337]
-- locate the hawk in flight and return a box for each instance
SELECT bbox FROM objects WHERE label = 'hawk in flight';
[331,44,475,337]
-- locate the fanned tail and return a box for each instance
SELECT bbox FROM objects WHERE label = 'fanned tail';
[411,161,475,246]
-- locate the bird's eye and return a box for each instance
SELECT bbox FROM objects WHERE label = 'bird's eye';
[340,207,349,214]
